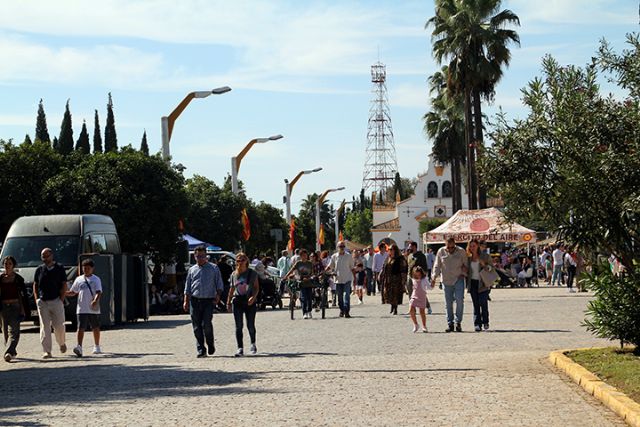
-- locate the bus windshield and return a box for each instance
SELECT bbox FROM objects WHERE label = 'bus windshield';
[0,236,80,268]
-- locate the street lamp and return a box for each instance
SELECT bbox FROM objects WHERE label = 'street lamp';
[316,187,345,251]
[285,167,323,227]
[334,199,354,243]
[161,86,231,161]
[231,134,284,194]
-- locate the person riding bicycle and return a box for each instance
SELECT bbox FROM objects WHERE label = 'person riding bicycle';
[283,249,314,319]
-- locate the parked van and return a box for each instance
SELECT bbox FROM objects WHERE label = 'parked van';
[0,214,121,323]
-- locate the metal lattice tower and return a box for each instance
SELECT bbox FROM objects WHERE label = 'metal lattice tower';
[362,61,398,201]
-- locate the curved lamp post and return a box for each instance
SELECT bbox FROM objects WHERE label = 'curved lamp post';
[161,86,231,161]
[231,134,283,194]
[285,167,323,227]
[316,187,345,251]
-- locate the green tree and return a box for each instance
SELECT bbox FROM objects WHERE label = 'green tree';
[184,175,244,252]
[75,121,90,154]
[52,137,59,152]
[104,93,118,153]
[22,134,32,146]
[0,140,64,238]
[393,172,404,200]
[344,208,372,245]
[44,149,188,262]
[93,109,103,153]
[244,202,288,256]
[58,99,74,155]
[295,194,335,251]
[481,35,640,351]
[427,0,520,209]
[418,217,447,236]
[140,130,149,155]
[424,66,466,212]
[34,98,50,144]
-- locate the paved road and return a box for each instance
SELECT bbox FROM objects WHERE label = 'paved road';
[0,287,625,426]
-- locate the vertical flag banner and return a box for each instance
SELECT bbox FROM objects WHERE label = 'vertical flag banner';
[288,218,296,251]
[318,225,325,245]
[241,209,251,241]
[338,230,344,242]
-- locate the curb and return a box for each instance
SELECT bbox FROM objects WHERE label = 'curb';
[549,349,640,427]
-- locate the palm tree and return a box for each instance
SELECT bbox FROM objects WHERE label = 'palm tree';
[426,0,520,209]
[424,66,466,212]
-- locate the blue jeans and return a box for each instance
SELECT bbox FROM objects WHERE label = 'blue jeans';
[365,268,373,295]
[551,265,564,286]
[443,279,465,325]
[189,297,215,354]
[336,281,352,313]
[469,279,489,326]
[300,287,313,314]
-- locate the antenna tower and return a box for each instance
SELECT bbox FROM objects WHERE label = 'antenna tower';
[362,61,398,202]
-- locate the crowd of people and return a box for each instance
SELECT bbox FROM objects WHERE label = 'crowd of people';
[1,238,597,362]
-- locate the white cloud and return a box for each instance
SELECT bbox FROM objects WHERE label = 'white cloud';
[0,114,34,126]
[507,0,635,27]
[390,84,428,108]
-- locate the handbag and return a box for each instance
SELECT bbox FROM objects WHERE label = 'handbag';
[479,265,499,286]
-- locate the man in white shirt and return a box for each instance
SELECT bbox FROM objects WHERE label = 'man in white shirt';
[363,246,375,296]
[564,247,578,292]
[276,250,290,296]
[326,241,355,318]
[551,244,565,287]
[372,243,388,297]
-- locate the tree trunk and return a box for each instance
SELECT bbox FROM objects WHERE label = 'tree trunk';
[472,88,487,208]
[464,89,478,209]
[452,158,462,213]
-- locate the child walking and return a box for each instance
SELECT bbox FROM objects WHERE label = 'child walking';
[409,266,430,333]
[354,262,367,304]
[67,259,102,357]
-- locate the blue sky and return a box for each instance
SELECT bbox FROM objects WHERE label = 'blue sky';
[0,0,636,215]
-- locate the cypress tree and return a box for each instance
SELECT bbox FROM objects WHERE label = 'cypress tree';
[58,99,74,155]
[52,137,60,152]
[93,109,103,153]
[104,93,118,152]
[393,172,404,200]
[35,98,51,144]
[23,134,33,146]
[140,130,149,155]
[76,120,90,154]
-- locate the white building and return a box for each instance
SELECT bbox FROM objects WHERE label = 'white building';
[371,156,468,249]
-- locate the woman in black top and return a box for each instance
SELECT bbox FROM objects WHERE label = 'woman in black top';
[1,256,27,362]
[227,253,260,357]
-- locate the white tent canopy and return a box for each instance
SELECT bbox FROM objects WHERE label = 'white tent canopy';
[423,208,537,244]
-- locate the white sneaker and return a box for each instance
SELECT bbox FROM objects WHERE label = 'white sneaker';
[92,345,102,354]
[308,312,312,319]
[235,348,244,357]
[41,352,52,359]
[73,345,83,357]
[358,300,363,305]
[422,327,428,333]
[250,344,257,355]
[412,324,419,333]
[303,313,308,319]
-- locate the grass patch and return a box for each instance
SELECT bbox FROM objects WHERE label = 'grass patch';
[566,347,640,402]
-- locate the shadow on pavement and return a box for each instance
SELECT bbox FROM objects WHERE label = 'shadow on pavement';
[0,363,268,424]
[217,352,339,359]
[489,329,571,333]
[0,409,48,426]
[253,368,481,375]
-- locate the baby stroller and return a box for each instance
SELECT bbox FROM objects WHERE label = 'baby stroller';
[254,264,283,310]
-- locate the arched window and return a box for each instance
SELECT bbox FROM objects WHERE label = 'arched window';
[427,181,438,198]
[442,180,453,198]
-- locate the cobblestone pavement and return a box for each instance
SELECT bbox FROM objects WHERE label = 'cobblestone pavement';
[0,287,626,426]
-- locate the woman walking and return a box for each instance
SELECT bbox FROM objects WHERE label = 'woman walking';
[380,244,407,315]
[466,240,491,331]
[283,249,314,319]
[227,253,260,356]
[1,256,27,362]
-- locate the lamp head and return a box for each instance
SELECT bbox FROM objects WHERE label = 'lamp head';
[212,86,232,94]
[269,134,284,141]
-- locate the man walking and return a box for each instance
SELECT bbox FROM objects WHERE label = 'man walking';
[426,247,436,281]
[363,246,375,296]
[372,243,388,299]
[431,238,467,332]
[183,246,224,358]
[33,248,68,359]
[326,241,355,318]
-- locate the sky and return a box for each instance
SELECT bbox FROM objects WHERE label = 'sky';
[0,0,636,215]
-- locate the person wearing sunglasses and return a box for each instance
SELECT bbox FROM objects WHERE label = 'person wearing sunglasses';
[183,246,224,358]
[227,253,260,356]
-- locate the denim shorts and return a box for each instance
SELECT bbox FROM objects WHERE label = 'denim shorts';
[77,313,100,330]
